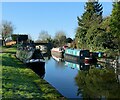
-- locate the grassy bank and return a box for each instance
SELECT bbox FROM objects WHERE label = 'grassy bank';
[0,46,17,53]
[1,47,66,99]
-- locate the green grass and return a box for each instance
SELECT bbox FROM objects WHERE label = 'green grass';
[1,46,17,54]
[1,47,66,99]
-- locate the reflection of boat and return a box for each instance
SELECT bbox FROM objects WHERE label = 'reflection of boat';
[65,60,90,71]
[16,42,45,68]
[51,47,64,58]
[52,55,63,62]
[64,60,104,71]
[65,61,80,70]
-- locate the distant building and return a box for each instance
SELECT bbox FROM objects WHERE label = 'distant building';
[5,40,16,46]
[11,34,28,43]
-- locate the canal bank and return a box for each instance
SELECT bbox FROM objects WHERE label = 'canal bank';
[1,47,66,99]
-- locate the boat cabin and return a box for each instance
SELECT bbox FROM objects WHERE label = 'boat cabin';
[65,48,90,58]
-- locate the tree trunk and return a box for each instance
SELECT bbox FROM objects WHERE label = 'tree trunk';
[2,38,6,46]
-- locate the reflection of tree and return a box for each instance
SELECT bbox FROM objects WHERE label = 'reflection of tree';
[75,67,120,99]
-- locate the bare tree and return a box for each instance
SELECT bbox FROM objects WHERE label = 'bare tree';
[38,30,51,43]
[0,21,14,45]
[54,31,66,47]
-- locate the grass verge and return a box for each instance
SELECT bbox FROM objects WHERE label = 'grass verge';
[1,47,66,99]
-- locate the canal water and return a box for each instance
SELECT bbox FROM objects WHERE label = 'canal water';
[34,54,120,99]
[45,57,79,98]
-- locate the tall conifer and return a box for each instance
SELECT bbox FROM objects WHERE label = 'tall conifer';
[75,0,103,49]
[110,1,120,54]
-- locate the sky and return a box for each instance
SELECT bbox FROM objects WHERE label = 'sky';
[2,2,113,41]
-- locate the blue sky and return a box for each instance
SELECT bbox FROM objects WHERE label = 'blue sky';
[2,2,113,41]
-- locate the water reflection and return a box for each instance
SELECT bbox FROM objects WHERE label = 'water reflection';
[42,50,51,61]
[75,63,120,99]
[28,62,45,78]
[52,55,65,68]
[52,55,64,62]
[65,61,90,71]
[43,52,120,98]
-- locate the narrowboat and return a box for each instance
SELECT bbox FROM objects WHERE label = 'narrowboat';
[16,42,45,68]
[90,52,105,58]
[51,47,64,58]
[64,48,90,63]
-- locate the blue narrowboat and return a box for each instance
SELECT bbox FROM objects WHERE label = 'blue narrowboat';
[64,48,90,63]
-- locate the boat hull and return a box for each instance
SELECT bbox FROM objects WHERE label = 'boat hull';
[64,54,84,63]
[26,61,45,78]
[51,47,64,58]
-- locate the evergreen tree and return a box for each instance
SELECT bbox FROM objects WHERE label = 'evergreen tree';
[110,1,120,54]
[75,0,103,49]
[98,17,116,49]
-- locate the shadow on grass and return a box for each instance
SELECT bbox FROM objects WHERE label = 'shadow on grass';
[2,52,46,78]
[1,46,17,54]
[2,53,65,99]
[2,53,26,69]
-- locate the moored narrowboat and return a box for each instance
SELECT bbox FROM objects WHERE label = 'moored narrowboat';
[64,48,90,63]
[51,47,64,58]
[16,42,45,68]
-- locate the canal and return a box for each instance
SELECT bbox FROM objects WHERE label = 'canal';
[35,54,120,99]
